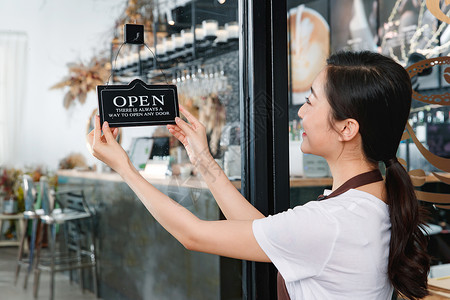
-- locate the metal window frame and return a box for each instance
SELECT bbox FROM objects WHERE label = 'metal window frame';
[239,0,290,298]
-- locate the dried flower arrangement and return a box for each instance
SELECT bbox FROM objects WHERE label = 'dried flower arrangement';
[58,153,88,170]
[0,168,23,198]
[50,55,111,109]
[198,94,226,156]
[121,0,154,30]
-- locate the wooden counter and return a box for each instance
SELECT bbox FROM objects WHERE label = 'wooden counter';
[57,169,334,190]
[57,170,446,190]
[57,169,210,189]
[58,169,331,190]
[290,172,445,188]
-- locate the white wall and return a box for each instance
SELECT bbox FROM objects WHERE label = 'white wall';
[0,0,145,170]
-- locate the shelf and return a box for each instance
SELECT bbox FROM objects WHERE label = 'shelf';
[112,39,238,82]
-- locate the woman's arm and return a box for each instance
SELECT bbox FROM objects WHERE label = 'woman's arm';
[122,164,269,261]
[87,116,270,262]
[167,105,264,220]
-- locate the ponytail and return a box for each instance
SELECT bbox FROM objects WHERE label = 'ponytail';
[385,161,430,299]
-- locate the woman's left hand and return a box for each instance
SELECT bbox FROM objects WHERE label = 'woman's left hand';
[86,115,131,174]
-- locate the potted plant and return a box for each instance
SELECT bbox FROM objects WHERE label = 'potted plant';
[0,168,23,214]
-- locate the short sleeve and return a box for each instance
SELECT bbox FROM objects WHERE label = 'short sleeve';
[252,202,338,282]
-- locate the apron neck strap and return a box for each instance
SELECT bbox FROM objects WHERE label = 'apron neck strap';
[317,169,383,201]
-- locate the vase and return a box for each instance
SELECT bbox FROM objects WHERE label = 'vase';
[3,195,18,214]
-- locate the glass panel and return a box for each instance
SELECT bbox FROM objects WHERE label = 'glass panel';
[287,0,449,201]
[286,0,450,267]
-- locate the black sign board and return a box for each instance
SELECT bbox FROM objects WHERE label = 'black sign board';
[97,79,179,127]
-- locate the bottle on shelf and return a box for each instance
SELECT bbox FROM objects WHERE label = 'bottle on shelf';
[202,19,218,41]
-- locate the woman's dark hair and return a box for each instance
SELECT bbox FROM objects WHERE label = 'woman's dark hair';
[325,51,430,299]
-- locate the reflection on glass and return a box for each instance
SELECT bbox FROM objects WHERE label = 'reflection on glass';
[286,0,450,213]
[330,0,378,52]
[288,4,329,105]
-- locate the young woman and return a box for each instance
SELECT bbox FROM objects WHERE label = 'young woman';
[87,51,430,299]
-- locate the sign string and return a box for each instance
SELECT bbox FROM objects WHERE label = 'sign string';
[105,42,170,86]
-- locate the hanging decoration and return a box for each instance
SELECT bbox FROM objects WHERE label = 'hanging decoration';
[407,56,450,105]
[50,55,111,109]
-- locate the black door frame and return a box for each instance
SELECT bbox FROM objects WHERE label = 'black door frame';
[239,0,290,298]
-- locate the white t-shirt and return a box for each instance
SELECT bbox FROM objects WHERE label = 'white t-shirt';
[252,189,393,300]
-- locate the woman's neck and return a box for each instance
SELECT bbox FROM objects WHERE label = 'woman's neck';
[327,157,378,191]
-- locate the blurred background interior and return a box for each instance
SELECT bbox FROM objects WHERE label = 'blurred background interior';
[0,0,449,299]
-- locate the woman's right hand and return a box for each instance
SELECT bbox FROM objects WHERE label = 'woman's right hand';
[87,115,132,175]
[167,105,213,166]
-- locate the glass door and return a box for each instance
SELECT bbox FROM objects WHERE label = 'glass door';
[109,0,244,299]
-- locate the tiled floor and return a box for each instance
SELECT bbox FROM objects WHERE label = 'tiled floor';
[0,247,98,300]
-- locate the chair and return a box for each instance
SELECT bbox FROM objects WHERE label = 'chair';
[33,177,98,300]
[14,174,43,289]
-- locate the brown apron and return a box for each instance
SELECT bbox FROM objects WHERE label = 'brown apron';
[277,169,383,300]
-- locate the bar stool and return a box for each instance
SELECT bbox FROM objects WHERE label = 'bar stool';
[14,174,43,289]
[33,177,98,300]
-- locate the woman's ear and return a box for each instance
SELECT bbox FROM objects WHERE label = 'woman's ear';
[337,118,359,142]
